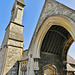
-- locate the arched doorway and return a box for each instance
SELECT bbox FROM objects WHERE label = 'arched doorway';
[38,25,74,75]
[28,15,75,75]
[32,15,75,58]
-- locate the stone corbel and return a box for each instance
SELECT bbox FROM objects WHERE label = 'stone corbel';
[63,61,67,65]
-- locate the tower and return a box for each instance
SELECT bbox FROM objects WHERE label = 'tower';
[0,0,25,75]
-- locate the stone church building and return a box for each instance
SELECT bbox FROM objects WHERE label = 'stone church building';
[0,0,75,75]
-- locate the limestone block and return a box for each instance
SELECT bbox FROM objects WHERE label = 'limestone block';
[3,46,23,75]
[8,39,23,48]
[0,0,25,74]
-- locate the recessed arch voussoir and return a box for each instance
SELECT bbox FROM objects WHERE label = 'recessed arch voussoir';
[32,15,75,58]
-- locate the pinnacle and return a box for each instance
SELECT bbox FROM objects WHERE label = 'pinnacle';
[17,0,25,6]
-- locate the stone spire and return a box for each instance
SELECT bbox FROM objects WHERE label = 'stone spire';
[11,0,25,24]
[1,0,25,75]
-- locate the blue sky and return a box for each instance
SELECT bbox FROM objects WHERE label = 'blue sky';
[0,0,75,58]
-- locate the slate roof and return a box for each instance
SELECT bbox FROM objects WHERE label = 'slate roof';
[67,56,75,72]
[19,49,28,61]
[67,55,75,65]
[67,64,75,72]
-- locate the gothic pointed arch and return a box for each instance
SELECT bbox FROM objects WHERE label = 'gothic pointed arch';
[28,0,75,75]
[31,15,75,58]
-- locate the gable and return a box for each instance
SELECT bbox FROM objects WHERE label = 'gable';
[29,0,75,50]
[36,0,75,33]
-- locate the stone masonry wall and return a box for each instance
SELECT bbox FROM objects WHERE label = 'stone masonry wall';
[38,52,64,75]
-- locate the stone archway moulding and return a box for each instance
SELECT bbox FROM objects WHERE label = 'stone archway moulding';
[42,64,56,75]
[32,15,75,58]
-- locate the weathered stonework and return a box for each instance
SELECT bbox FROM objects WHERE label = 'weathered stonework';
[36,0,75,32]
[28,0,75,75]
[6,62,19,75]
[38,52,64,75]
[0,0,25,75]
[29,0,75,51]
[0,0,75,75]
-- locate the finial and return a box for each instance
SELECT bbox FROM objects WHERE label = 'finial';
[17,0,25,6]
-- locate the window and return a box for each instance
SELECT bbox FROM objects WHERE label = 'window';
[20,62,27,75]
[22,70,26,75]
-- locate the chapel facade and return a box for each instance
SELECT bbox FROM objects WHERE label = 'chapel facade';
[0,0,75,75]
